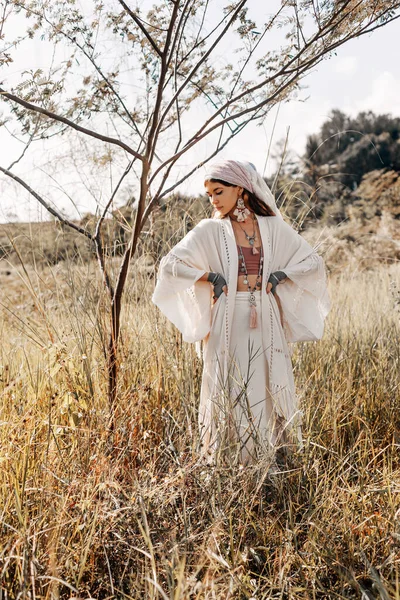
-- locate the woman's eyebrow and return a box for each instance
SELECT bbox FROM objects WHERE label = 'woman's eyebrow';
[206,187,223,194]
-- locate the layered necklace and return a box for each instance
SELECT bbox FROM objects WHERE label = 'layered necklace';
[236,215,259,254]
[235,214,264,329]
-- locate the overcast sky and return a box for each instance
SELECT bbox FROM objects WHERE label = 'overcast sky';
[0,4,399,222]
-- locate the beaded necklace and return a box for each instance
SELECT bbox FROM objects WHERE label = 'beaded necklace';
[238,243,264,329]
[236,216,259,253]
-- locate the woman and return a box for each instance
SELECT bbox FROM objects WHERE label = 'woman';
[152,160,330,466]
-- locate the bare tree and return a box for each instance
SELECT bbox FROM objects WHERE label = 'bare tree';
[1,0,399,411]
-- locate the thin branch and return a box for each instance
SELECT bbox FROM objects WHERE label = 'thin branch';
[0,166,93,239]
[6,117,40,170]
[143,108,265,227]
[152,0,387,175]
[96,161,134,231]
[36,165,87,220]
[0,87,144,160]
[294,1,307,47]
[161,2,238,94]
[145,0,181,158]
[353,11,400,37]
[149,0,248,159]
[173,83,183,154]
[193,0,210,48]
[117,0,162,57]
[311,0,321,28]
[0,0,9,40]
[93,159,135,298]
[170,4,194,154]
[47,21,145,141]
[166,0,193,68]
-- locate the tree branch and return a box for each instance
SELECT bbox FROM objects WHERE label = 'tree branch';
[166,0,193,68]
[117,0,162,57]
[353,10,400,37]
[143,108,265,228]
[145,0,181,158]
[161,2,239,95]
[93,159,135,300]
[0,166,93,239]
[0,87,144,161]
[151,0,389,176]
[49,20,145,141]
[149,0,248,160]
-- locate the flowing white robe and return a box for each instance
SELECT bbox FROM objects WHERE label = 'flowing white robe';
[152,215,330,461]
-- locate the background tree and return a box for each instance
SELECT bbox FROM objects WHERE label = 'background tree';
[1,0,400,411]
[272,109,400,226]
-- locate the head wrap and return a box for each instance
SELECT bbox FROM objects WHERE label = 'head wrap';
[204,159,281,218]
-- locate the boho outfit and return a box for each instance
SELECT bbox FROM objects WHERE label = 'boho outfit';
[152,162,330,465]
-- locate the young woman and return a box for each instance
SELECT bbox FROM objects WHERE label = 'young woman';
[152,160,330,465]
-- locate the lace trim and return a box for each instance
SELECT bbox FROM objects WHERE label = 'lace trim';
[162,252,202,304]
[168,252,192,276]
[221,223,230,355]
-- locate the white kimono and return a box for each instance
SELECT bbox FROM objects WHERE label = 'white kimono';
[152,215,330,461]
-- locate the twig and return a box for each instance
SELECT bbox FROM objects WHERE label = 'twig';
[0,87,143,160]
[0,166,93,239]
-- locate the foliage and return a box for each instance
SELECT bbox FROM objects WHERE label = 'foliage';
[302,109,400,187]
[271,110,400,228]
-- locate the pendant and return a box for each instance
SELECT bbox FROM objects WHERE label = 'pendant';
[243,278,248,285]
[249,238,254,246]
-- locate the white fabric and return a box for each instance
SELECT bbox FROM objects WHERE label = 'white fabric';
[204,159,282,218]
[224,291,287,465]
[152,215,330,462]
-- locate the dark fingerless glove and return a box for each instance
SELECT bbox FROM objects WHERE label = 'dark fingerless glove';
[268,270,287,294]
[207,272,227,299]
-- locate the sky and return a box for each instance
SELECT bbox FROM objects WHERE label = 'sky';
[0,3,399,222]
[210,18,400,176]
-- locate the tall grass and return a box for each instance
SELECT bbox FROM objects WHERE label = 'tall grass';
[0,241,399,598]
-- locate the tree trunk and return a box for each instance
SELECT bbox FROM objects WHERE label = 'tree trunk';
[107,162,149,417]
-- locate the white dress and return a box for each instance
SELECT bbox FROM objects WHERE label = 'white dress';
[152,215,330,464]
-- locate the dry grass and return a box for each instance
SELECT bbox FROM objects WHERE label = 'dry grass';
[0,248,399,599]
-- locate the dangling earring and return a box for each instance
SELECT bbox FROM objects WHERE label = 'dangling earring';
[233,196,251,222]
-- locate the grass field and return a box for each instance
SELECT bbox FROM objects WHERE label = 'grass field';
[0,246,399,598]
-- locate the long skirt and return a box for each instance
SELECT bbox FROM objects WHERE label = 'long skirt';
[226,291,285,465]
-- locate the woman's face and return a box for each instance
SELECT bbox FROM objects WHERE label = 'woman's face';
[204,180,243,218]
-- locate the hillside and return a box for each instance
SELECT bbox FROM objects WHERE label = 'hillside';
[1,173,399,278]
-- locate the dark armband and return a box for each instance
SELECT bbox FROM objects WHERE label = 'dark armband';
[268,270,287,294]
[207,272,227,300]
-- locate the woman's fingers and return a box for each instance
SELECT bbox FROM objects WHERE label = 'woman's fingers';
[223,285,228,295]
[266,282,273,294]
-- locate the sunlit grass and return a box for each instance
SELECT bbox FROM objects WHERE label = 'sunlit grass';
[0,252,399,598]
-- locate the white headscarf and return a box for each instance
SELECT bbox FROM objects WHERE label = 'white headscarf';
[204,159,282,218]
